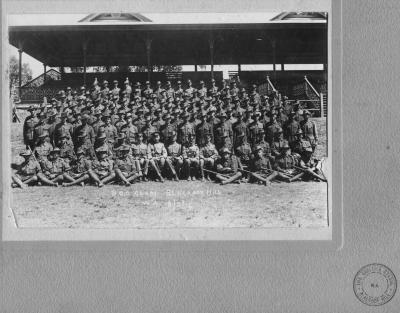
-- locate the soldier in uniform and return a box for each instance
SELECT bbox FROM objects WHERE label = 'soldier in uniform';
[38,147,73,186]
[300,110,318,153]
[235,132,252,174]
[74,129,96,160]
[111,80,120,101]
[94,132,114,159]
[214,112,232,151]
[185,79,196,98]
[215,148,243,185]
[114,109,126,133]
[271,127,288,159]
[142,113,157,144]
[196,110,214,148]
[166,131,182,181]
[143,81,153,99]
[114,144,141,186]
[62,147,93,187]
[182,133,200,180]
[271,143,299,182]
[59,133,76,163]
[101,113,118,149]
[160,114,177,146]
[152,109,165,132]
[154,81,164,100]
[292,129,312,156]
[178,111,195,147]
[73,114,95,147]
[209,78,219,95]
[147,132,167,182]
[23,105,38,149]
[175,81,184,98]
[247,145,275,185]
[165,81,175,99]
[131,132,150,181]
[101,80,110,100]
[198,80,208,98]
[232,111,249,148]
[12,150,41,188]
[248,111,264,149]
[33,112,49,145]
[283,111,301,149]
[199,133,219,181]
[121,113,138,145]
[91,146,116,186]
[123,78,132,101]
[34,133,53,162]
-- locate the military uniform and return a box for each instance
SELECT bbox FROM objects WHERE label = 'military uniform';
[41,155,70,179]
[92,157,114,178]
[196,121,214,147]
[14,158,41,180]
[23,114,38,149]
[300,118,318,151]
[178,121,195,146]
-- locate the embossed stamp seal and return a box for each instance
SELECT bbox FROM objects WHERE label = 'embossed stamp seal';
[353,263,397,306]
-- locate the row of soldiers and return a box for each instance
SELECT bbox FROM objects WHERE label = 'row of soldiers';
[12,78,325,188]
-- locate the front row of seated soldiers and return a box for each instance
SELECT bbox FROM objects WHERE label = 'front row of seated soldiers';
[12,129,326,188]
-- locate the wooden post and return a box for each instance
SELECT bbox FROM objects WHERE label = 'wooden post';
[18,48,23,98]
[271,39,276,82]
[145,37,152,82]
[82,41,87,86]
[208,33,214,80]
[320,92,324,117]
[43,64,47,83]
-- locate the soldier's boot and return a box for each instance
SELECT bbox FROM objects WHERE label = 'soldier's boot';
[306,169,327,182]
[288,172,305,183]
[215,174,228,183]
[166,159,178,181]
[185,160,191,181]
[11,175,27,189]
[266,171,279,183]
[63,174,90,187]
[63,173,76,183]
[115,169,131,186]
[87,170,102,187]
[127,172,142,183]
[37,173,58,187]
[143,160,149,181]
[101,173,116,186]
[199,160,205,182]
[23,175,38,186]
[221,172,243,185]
[150,160,164,182]
[276,172,292,182]
[250,173,270,186]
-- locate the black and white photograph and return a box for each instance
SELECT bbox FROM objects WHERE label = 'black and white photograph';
[6,11,330,238]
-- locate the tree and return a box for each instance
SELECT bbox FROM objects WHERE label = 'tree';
[8,55,33,97]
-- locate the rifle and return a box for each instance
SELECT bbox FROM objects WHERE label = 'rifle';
[203,168,229,179]
[293,165,327,182]
[240,167,282,184]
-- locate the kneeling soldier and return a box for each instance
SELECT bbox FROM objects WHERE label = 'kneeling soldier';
[199,133,219,181]
[215,148,242,185]
[182,133,200,181]
[12,150,41,188]
[114,144,141,186]
[91,146,116,186]
[38,147,73,186]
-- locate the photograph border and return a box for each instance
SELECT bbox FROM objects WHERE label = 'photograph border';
[1,0,341,248]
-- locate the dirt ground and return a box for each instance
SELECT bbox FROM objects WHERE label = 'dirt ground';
[11,110,328,229]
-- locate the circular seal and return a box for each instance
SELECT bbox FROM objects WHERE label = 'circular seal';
[353,263,397,306]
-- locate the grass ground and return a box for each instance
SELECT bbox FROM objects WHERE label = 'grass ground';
[11,110,328,229]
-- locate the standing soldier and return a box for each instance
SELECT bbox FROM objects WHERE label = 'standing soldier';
[166,131,183,181]
[215,148,242,185]
[114,109,127,133]
[175,80,184,98]
[198,80,208,98]
[185,79,196,98]
[154,81,164,100]
[232,111,249,149]
[196,110,214,148]
[142,113,157,144]
[111,80,120,101]
[101,80,110,100]
[73,114,95,147]
[45,110,58,146]
[230,81,240,97]
[94,132,114,159]
[54,112,73,147]
[74,130,96,160]
[121,113,138,145]
[284,111,301,150]
[33,112,49,145]
[165,81,175,99]
[23,105,38,149]
[91,109,104,136]
[123,77,132,101]
[300,110,318,153]
[209,78,219,95]
[143,81,153,99]
[91,78,101,103]
[11,150,41,188]
[101,113,118,149]
[214,112,232,151]
[152,109,165,132]
[182,133,200,181]
[178,112,195,146]
[160,114,177,146]
[271,127,289,159]
[235,132,252,171]
[248,112,264,149]
[199,133,219,181]
[265,111,281,145]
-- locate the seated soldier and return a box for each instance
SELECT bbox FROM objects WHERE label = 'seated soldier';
[75,129,97,160]
[271,127,289,158]
[165,132,181,181]
[38,147,74,186]
[270,143,299,182]
[235,132,252,169]
[91,146,116,186]
[254,128,271,160]
[62,147,103,187]
[34,133,53,163]
[199,133,219,181]
[94,132,113,159]
[132,132,151,181]
[59,133,76,163]
[148,132,167,181]
[291,129,311,156]
[247,145,275,185]
[182,133,200,181]
[11,150,41,188]
[288,146,326,182]
[114,144,141,186]
[215,148,243,185]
